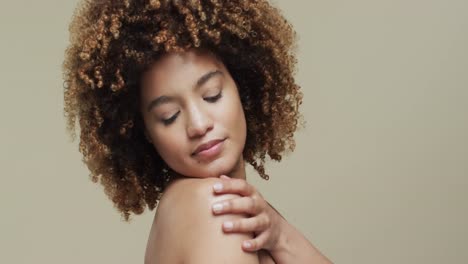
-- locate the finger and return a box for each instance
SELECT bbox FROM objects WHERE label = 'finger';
[212,196,259,215]
[242,232,269,252]
[219,175,231,180]
[212,178,254,197]
[222,214,270,233]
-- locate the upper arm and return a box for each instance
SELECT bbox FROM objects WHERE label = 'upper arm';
[158,178,260,264]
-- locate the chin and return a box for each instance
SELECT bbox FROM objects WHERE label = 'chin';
[193,165,230,178]
[186,156,238,178]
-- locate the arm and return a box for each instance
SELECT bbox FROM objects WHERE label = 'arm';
[150,177,260,264]
[265,201,332,263]
[271,212,333,264]
[183,191,261,263]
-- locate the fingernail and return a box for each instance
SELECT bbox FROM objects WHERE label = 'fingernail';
[243,241,252,248]
[212,203,223,213]
[223,221,233,231]
[213,183,223,192]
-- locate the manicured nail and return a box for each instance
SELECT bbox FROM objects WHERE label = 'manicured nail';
[243,241,252,248]
[212,203,223,213]
[223,221,233,231]
[213,183,223,192]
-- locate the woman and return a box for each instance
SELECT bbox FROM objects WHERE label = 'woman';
[63,0,332,263]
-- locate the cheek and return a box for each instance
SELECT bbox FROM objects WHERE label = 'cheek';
[237,107,247,142]
[221,95,246,137]
[152,129,186,160]
[233,92,246,127]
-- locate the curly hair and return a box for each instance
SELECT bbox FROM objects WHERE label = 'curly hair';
[63,0,303,221]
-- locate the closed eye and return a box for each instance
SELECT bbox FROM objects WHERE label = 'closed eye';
[161,111,180,126]
[204,91,222,103]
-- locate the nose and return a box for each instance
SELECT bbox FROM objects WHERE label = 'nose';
[186,104,214,138]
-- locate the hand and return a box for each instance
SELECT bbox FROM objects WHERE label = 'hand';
[211,175,285,252]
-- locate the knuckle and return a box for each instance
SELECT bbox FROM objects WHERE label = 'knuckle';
[247,184,255,195]
[264,216,271,228]
[240,180,248,190]
[237,219,246,230]
[251,194,257,203]
[222,180,231,191]
[224,200,233,210]
[248,198,256,212]
[252,218,261,230]
[253,195,265,212]
[252,194,260,204]
[246,219,257,231]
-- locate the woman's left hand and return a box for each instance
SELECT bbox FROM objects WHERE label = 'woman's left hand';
[210,175,285,252]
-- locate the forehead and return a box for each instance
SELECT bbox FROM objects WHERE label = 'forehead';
[141,50,223,91]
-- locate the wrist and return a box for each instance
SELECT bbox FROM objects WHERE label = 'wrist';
[270,218,333,264]
[270,216,293,261]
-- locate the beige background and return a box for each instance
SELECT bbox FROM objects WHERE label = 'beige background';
[1,0,467,263]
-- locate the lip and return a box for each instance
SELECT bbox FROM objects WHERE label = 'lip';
[192,139,225,156]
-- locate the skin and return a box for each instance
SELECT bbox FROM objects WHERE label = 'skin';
[140,49,247,180]
[141,49,262,263]
[140,49,332,263]
[211,175,281,251]
[144,177,261,263]
[211,176,334,264]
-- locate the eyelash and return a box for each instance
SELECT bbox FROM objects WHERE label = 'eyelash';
[204,91,223,103]
[161,91,223,126]
[162,111,180,125]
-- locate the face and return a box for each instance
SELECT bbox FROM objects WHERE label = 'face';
[140,49,247,179]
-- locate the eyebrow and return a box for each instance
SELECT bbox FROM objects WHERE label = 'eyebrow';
[146,70,223,112]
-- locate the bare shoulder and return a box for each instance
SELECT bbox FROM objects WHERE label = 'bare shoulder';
[158,177,250,217]
[145,177,259,264]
